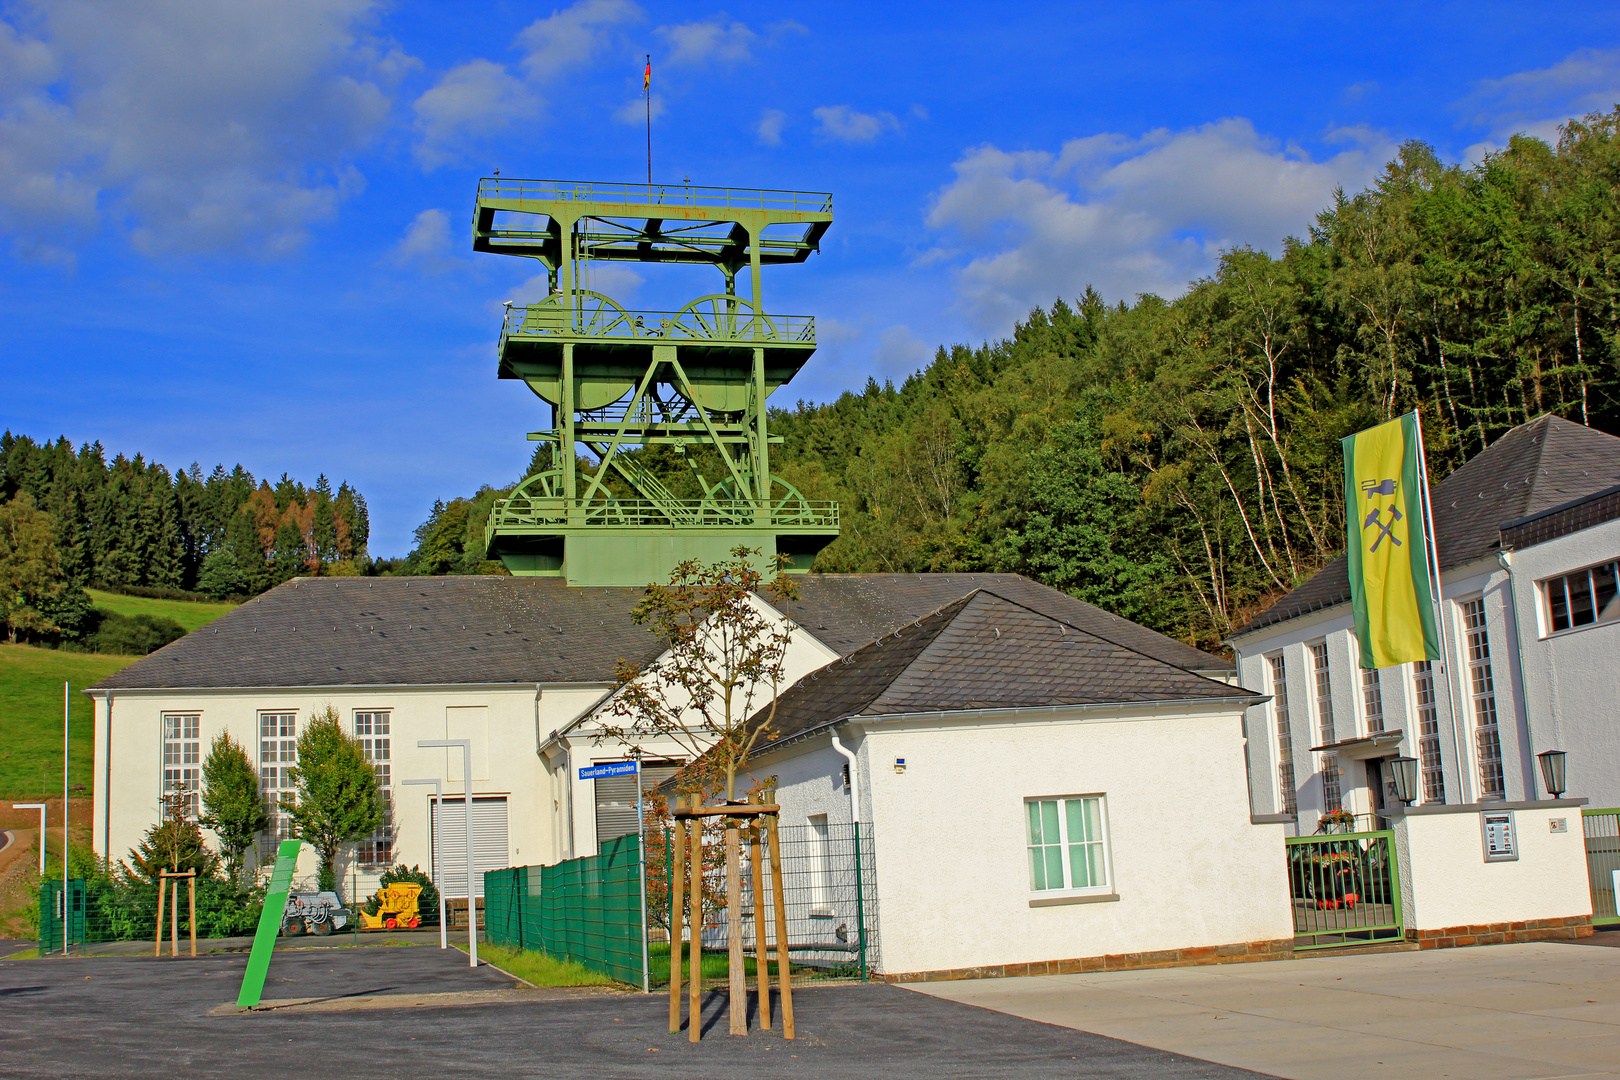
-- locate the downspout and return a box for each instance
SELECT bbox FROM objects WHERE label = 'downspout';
[1497,550,1537,796]
[830,732,861,823]
[562,739,576,860]
[103,694,112,870]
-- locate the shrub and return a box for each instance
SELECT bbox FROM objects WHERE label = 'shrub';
[87,609,187,655]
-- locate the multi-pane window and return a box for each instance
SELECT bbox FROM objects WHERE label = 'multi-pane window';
[355,711,392,865]
[1267,654,1297,815]
[807,813,830,911]
[1460,599,1505,799]
[1025,796,1109,893]
[1411,661,1446,803]
[162,714,201,818]
[1361,668,1384,734]
[1544,559,1620,633]
[259,712,298,857]
[1310,642,1342,812]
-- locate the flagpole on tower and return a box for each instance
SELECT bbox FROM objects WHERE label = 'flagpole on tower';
[644,54,652,189]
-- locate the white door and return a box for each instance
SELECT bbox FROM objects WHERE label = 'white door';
[431,796,509,899]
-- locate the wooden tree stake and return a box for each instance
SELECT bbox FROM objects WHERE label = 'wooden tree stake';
[152,876,166,957]
[749,820,771,1031]
[687,811,703,1043]
[766,812,794,1040]
[725,819,746,1036]
[668,813,687,1034]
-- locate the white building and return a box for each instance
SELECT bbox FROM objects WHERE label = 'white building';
[1228,414,1620,829]
[734,587,1294,979]
[88,572,1229,908]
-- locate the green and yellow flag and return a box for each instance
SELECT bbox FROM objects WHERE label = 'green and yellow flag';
[1342,412,1439,669]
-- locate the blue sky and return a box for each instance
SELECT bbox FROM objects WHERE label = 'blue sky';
[3,1,1619,555]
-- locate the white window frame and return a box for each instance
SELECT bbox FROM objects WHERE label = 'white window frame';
[354,710,392,866]
[1308,640,1342,813]
[1266,653,1297,816]
[259,710,298,858]
[807,813,832,916]
[1024,794,1113,899]
[161,713,201,819]
[1539,557,1620,637]
[1458,596,1505,799]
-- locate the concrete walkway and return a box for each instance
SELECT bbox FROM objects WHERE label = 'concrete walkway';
[907,941,1620,1080]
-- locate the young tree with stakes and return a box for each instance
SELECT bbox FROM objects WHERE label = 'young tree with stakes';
[282,705,384,896]
[199,732,269,888]
[597,546,799,1036]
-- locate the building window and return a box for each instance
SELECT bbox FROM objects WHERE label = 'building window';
[355,711,392,866]
[162,714,201,818]
[807,813,830,912]
[1309,642,1342,812]
[1361,668,1384,734]
[1411,661,1446,803]
[1026,796,1109,894]
[1543,559,1620,633]
[1267,654,1297,815]
[259,711,297,858]
[1460,598,1505,799]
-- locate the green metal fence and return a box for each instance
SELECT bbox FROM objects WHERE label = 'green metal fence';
[36,876,269,955]
[1286,830,1403,949]
[1584,808,1620,926]
[38,879,87,955]
[483,835,646,987]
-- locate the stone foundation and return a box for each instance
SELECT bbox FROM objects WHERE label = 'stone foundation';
[882,938,1295,984]
[1406,915,1593,949]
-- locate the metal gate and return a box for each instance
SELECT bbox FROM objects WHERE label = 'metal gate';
[1584,808,1620,926]
[1286,830,1403,949]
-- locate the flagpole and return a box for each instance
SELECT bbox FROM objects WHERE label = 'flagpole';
[1412,410,1469,803]
[645,54,652,189]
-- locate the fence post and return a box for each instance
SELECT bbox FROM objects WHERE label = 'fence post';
[854,822,867,983]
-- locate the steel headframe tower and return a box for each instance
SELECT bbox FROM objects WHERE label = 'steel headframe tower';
[473,179,839,586]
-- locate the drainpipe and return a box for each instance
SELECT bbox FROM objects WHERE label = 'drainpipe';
[830,732,861,823]
[1497,549,1537,797]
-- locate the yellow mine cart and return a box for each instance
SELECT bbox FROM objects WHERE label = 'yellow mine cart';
[359,883,423,929]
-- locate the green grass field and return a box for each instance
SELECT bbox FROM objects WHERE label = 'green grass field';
[85,589,238,633]
[0,644,137,799]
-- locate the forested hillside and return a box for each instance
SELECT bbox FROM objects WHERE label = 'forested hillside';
[415,112,1620,650]
[0,433,369,645]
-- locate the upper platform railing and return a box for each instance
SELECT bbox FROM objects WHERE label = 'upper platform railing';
[500,303,815,350]
[477,179,834,215]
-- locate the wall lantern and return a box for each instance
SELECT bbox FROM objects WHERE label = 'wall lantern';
[1537,749,1568,799]
[1387,756,1419,806]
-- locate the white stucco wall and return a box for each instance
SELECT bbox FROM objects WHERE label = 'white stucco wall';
[1505,518,1620,809]
[754,703,1292,976]
[1391,804,1592,930]
[89,683,581,897]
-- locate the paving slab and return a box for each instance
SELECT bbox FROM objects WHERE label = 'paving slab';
[907,942,1620,1080]
[0,943,1273,1079]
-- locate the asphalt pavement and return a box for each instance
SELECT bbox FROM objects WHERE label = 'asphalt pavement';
[0,943,1269,1079]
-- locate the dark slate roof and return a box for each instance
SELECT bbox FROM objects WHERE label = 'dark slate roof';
[1500,482,1620,552]
[95,572,1231,691]
[776,573,1229,673]
[1232,415,1620,637]
[93,576,658,690]
[751,589,1257,753]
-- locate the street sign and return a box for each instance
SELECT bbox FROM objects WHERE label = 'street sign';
[579,761,640,779]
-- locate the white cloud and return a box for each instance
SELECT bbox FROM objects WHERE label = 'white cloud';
[413,60,538,168]
[873,324,931,371]
[1461,48,1620,160]
[756,107,787,146]
[926,118,1395,329]
[658,16,755,66]
[613,93,665,125]
[812,105,900,144]
[0,0,404,260]
[518,0,641,80]
[410,0,639,168]
[389,208,455,272]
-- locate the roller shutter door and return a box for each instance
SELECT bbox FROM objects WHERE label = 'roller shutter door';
[594,764,679,850]
[431,796,509,899]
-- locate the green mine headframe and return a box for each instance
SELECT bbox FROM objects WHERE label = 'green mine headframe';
[473,179,839,586]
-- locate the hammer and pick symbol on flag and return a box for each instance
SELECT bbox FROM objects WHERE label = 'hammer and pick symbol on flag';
[1363,506,1403,552]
